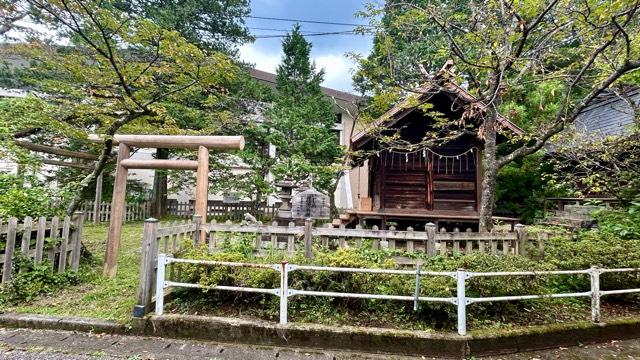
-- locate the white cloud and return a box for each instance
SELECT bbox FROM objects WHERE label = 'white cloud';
[314,53,355,92]
[239,43,355,92]
[239,43,281,73]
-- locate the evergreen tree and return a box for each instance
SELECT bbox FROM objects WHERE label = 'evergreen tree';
[268,25,343,194]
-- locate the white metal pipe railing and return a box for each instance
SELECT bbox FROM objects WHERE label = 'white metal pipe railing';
[466,292,592,304]
[153,256,640,336]
[288,289,454,303]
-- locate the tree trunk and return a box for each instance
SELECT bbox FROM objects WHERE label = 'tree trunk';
[151,148,168,218]
[66,140,114,216]
[479,107,499,232]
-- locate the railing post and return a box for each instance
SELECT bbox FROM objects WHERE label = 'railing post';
[426,222,437,256]
[279,261,289,325]
[590,265,601,323]
[134,218,159,317]
[515,224,527,256]
[192,214,202,245]
[456,268,467,336]
[413,264,421,311]
[155,253,167,316]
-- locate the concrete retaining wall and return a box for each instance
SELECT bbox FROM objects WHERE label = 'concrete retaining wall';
[0,313,639,358]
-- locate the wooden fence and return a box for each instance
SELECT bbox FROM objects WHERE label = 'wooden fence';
[134,218,200,316]
[79,201,151,224]
[166,201,279,222]
[0,212,85,283]
[205,221,547,257]
[135,217,548,316]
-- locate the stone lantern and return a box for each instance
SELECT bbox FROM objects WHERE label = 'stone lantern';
[275,180,296,221]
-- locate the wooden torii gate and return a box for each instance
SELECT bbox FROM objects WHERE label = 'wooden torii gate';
[103,135,244,278]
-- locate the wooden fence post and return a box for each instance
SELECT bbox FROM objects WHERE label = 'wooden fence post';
[338,224,346,248]
[515,224,528,256]
[539,232,547,257]
[2,218,17,283]
[271,221,278,249]
[209,219,217,251]
[34,217,46,263]
[21,216,32,253]
[58,216,71,273]
[304,218,313,259]
[287,222,295,255]
[387,226,395,250]
[136,218,159,316]
[426,222,437,256]
[70,211,85,271]
[48,217,59,269]
[371,225,380,250]
[355,224,364,248]
[192,215,202,245]
[406,227,415,253]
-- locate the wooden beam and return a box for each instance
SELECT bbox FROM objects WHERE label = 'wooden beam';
[120,159,198,170]
[15,140,99,160]
[104,142,130,278]
[41,159,94,170]
[113,135,244,150]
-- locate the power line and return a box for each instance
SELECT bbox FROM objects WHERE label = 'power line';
[247,15,371,28]
[252,31,370,39]
[249,27,345,34]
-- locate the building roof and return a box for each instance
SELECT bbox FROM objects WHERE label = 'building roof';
[574,87,639,138]
[248,68,361,103]
[351,81,525,149]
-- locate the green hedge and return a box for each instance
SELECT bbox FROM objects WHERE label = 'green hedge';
[170,232,638,330]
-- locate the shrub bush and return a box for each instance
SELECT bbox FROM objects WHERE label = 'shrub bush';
[0,174,66,218]
[0,254,86,304]
[592,201,640,240]
[174,239,560,330]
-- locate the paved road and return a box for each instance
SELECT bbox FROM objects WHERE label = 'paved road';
[0,327,415,360]
[1,327,640,359]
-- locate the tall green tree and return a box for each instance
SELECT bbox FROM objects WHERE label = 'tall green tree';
[354,0,640,230]
[112,0,252,54]
[1,0,238,215]
[267,25,344,195]
[217,25,344,210]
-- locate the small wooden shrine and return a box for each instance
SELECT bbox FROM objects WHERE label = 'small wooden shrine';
[348,81,523,230]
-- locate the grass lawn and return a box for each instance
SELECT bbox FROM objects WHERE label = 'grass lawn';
[0,222,145,323]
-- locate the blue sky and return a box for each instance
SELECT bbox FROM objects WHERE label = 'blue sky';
[239,0,374,93]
